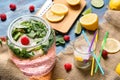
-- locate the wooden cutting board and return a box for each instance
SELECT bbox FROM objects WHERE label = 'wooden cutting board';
[37,0,86,33]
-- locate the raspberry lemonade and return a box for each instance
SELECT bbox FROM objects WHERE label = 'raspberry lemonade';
[7,15,56,77]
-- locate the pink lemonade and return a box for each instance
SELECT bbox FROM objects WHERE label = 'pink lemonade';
[7,15,56,77]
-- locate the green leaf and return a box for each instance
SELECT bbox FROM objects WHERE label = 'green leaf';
[27,30,36,38]
[56,35,65,46]
[0,39,2,47]
[20,21,32,27]
[13,32,22,41]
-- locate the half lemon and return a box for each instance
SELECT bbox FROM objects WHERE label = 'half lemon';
[80,13,98,31]
[103,38,120,53]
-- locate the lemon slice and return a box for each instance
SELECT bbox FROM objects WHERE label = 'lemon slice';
[80,13,98,31]
[115,63,120,75]
[51,3,68,15]
[66,0,80,6]
[74,21,82,34]
[46,10,64,22]
[103,38,120,53]
[91,0,104,8]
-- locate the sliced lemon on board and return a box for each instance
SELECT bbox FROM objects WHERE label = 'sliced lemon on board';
[66,0,80,6]
[103,38,120,53]
[80,13,98,31]
[51,3,68,15]
[46,10,64,22]
[74,21,82,34]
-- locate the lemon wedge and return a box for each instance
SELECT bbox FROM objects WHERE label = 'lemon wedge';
[66,0,80,6]
[74,21,82,34]
[115,63,120,75]
[82,7,92,16]
[51,3,68,15]
[75,56,83,61]
[80,13,98,31]
[103,38,120,53]
[46,10,64,22]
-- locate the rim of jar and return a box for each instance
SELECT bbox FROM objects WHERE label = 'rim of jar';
[7,15,51,48]
[73,37,95,55]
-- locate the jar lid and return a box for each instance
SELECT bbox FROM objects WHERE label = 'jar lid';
[7,15,51,48]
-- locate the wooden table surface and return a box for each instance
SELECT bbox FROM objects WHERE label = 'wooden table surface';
[0,0,109,54]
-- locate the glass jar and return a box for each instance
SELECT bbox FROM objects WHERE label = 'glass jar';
[7,15,56,77]
[73,37,92,70]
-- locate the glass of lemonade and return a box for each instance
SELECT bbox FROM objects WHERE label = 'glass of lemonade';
[73,37,93,70]
[7,15,56,77]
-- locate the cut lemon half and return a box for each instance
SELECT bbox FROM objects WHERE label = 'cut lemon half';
[51,3,68,15]
[80,13,98,31]
[66,0,80,6]
[46,10,64,22]
[103,38,120,53]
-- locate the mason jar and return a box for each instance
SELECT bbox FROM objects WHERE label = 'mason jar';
[73,37,93,70]
[7,15,56,78]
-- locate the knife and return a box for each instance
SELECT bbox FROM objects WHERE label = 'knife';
[35,0,53,17]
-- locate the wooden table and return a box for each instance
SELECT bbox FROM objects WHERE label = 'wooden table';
[0,0,109,54]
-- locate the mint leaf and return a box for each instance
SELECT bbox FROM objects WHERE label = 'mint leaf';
[0,39,2,47]
[56,35,65,46]
[27,30,36,38]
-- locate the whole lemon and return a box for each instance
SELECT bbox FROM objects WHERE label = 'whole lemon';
[109,0,120,10]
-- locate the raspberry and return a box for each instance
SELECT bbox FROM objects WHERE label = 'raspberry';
[0,36,6,42]
[64,63,72,72]
[64,35,70,41]
[9,3,16,11]
[29,5,35,12]
[21,36,30,45]
[102,50,108,59]
[0,13,7,21]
